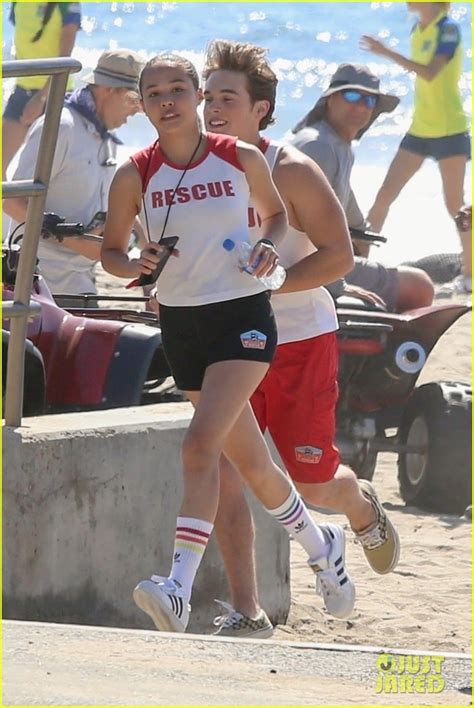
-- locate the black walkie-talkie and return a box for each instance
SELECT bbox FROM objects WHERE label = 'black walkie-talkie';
[126,236,180,289]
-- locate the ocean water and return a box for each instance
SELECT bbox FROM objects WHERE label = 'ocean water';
[2,1,472,264]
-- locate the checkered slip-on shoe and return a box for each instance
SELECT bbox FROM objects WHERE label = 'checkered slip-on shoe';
[213,600,274,638]
[133,575,190,632]
[354,480,400,574]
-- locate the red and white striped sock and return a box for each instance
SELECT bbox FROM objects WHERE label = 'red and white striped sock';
[169,516,213,601]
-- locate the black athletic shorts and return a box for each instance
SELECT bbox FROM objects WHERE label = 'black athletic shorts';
[159,292,277,391]
[3,86,40,121]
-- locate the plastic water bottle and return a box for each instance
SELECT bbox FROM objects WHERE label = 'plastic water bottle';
[222,239,286,290]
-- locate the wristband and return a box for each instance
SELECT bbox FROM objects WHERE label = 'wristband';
[257,238,276,249]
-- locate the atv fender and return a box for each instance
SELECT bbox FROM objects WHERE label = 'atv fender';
[102,323,166,407]
[44,316,125,407]
[44,315,165,409]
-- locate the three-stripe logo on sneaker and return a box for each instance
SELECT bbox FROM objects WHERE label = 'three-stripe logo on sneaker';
[169,593,184,619]
[334,554,348,586]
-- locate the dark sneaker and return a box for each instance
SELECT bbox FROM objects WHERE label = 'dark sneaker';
[213,600,274,638]
[133,575,189,632]
[308,522,356,619]
[354,480,400,574]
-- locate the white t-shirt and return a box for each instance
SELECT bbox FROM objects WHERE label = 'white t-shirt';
[12,107,117,294]
[248,139,338,344]
[131,132,267,307]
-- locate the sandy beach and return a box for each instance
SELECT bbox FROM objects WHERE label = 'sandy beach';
[96,266,472,656]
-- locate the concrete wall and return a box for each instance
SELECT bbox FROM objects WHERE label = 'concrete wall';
[3,403,290,634]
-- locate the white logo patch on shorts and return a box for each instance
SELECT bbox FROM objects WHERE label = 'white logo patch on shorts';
[295,446,323,464]
[240,330,267,350]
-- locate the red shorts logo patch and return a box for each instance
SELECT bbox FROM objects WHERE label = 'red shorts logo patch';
[295,446,323,464]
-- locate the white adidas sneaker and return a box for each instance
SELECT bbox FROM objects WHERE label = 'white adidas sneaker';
[133,575,190,632]
[308,523,356,619]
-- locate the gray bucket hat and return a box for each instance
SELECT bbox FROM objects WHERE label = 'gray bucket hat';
[292,63,400,139]
[82,49,143,91]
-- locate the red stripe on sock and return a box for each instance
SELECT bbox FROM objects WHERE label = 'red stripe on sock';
[176,533,208,546]
[176,526,210,539]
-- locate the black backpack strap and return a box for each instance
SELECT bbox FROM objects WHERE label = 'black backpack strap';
[32,2,58,42]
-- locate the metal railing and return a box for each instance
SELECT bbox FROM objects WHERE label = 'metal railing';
[2,57,81,427]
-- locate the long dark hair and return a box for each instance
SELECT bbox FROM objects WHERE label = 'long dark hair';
[10,2,58,42]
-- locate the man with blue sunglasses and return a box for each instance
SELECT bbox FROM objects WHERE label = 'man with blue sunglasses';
[291,63,434,312]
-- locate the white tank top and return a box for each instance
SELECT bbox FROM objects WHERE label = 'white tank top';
[248,139,338,344]
[132,132,267,307]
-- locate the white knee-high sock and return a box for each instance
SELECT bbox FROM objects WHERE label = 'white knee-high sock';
[267,488,330,561]
[168,517,213,601]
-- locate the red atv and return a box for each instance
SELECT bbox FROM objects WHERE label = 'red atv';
[335,294,471,514]
[2,243,171,416]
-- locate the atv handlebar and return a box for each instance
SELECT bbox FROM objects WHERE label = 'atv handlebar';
[54,222,85,235]
[349,227,387,244]
[41,211,106,242]
[48,223,103,242]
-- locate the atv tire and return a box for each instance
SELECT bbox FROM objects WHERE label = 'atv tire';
[397,382,471,514]
[350,448,378,481]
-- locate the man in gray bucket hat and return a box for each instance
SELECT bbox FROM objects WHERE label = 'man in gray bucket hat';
[291,63,434,311]
[293,62,399,141]
[4,48,144,303]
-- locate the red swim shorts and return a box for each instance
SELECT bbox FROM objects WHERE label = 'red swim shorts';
[251,332,340,483]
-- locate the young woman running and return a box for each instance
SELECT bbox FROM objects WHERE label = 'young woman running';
[361,2,471,292]
[101,54,355,632]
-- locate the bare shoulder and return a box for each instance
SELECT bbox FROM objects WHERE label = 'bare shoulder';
[274,144,327,190]
[112,159,142,194]
[115,158,142,184]
[236,140,265,167]
[109,159,142,215]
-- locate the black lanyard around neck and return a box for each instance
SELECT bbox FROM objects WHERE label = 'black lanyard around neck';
[142,132,204,244]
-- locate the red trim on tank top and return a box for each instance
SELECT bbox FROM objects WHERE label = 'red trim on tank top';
[130,142,163,193]
[259,137,270,154]
[131,133,245,193]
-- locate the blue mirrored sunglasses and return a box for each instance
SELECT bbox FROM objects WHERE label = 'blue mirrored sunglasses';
[341,90,378,109]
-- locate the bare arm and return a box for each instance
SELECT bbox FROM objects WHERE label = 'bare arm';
[59,21,80,56]
[236,141,288,279]
[272,146,354,295]
[101,161,163,279]
[360,36,449,82]
[3,196,28,224]
[237,141,288,246]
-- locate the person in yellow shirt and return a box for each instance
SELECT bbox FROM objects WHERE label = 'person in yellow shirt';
[361,2,471,293]
[2,2,81,179]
